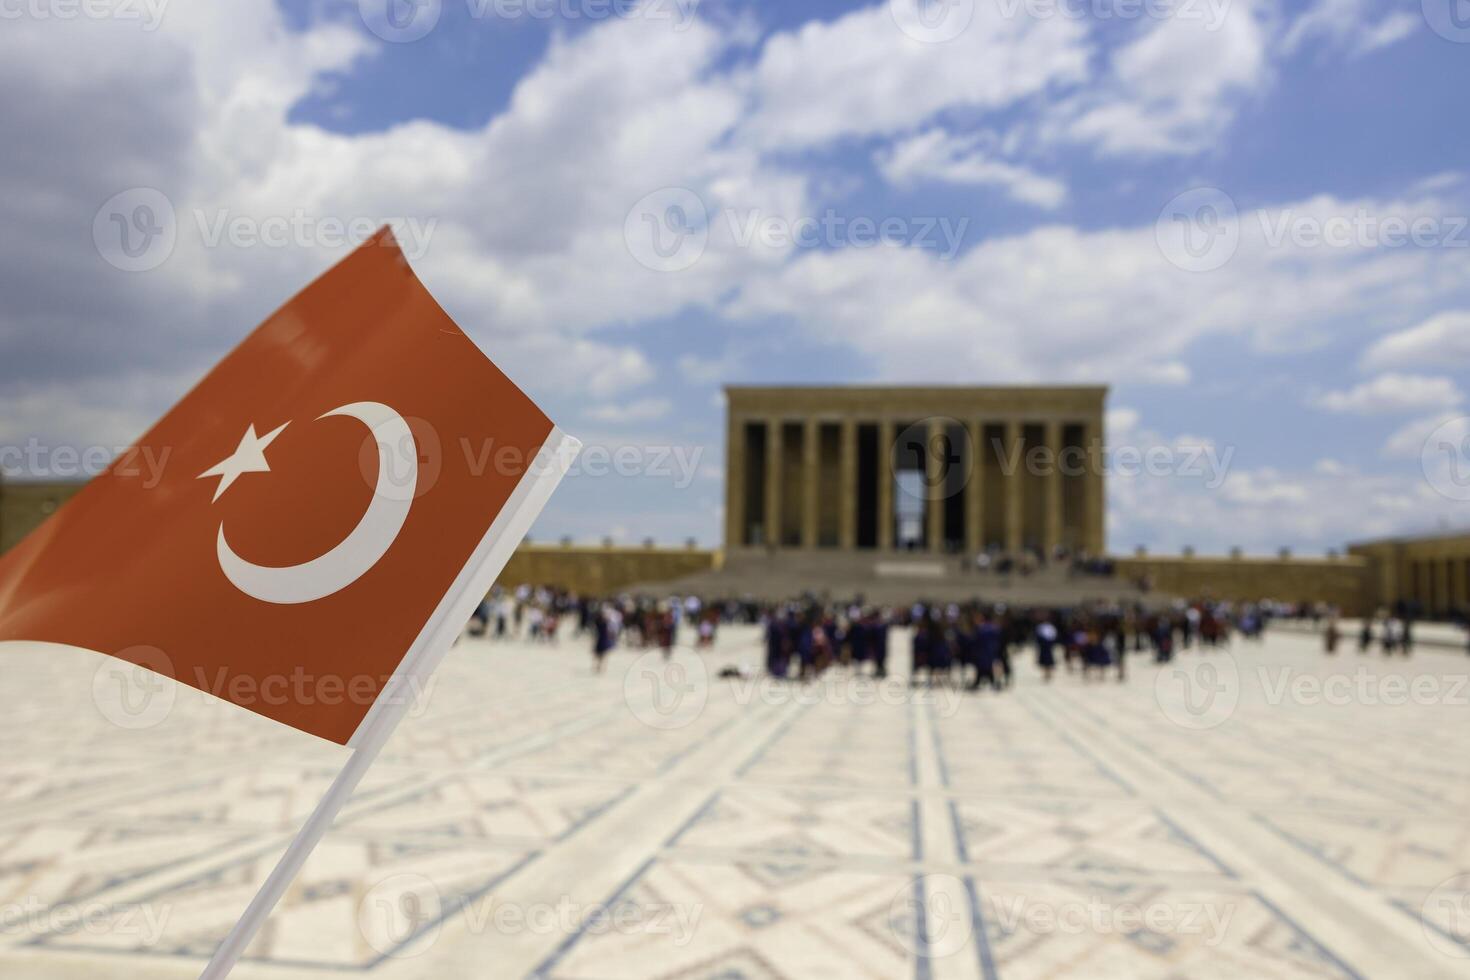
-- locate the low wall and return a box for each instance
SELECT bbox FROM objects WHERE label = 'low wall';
[0,481,84,554]
[1114,554,1370,613]
[498,544,719,595]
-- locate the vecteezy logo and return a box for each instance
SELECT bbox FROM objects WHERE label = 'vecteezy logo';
[623,648,708,730]
[893,417,972,501]
[624,187,709,273]
[1422,416,1470,501]
[1422,874,1470,958]
[890,0,975,43]
[360,0,442,43]
[92,646,177,730]
[1155,187,1239,273]
[359,873,442,958]
[890,874,973,959]
[1424,0,1470,42]
[1154,653,1239,730]
[93,188,177,272]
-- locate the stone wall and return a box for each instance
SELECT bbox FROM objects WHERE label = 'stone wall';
[1114,554,1370,613]
[498,544,720,595]
[0,481,85,554]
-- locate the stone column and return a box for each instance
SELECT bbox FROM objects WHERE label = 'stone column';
[724,412,744,549]
[1043,420,1062,556]
[1004,419,1022,555]
[965,418,983,556]
[765,418,782,549]
[877,419,894,550]
[1083,417,1105,556]
[802,417,819,549]
[839,418,857,550]
[926,418,945,552]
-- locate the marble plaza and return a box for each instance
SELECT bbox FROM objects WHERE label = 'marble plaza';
[0,624,1467,978]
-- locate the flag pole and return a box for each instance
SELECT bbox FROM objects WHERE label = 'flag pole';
[198,698,402,979]
[198,427,579,979]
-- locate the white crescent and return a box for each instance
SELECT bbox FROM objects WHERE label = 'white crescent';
[217,402,417,605]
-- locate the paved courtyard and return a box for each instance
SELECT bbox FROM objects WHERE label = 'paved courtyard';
[0,623,1468,978]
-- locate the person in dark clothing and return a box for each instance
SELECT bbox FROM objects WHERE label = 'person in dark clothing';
[927,617,954,686]
[872,612,890,679]
[910,617,930,687]
[1035,617,1058,682]
[969,615,1001,691]
[591,608,615,674]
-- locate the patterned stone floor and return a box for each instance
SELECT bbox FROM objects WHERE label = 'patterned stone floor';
[0,623,1467,979]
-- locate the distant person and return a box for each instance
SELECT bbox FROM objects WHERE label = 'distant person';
[591,607,615,674]
[872,611,890,679]
[927,618,953,686]
[969,615,1001,691]
[659,608,676,660]
[1382,617,1402,655]
[765,610,788,679]
[1083,628,1110,680]
[1152,617,1174,663]
[467,598,489,638]
[995,616,1014,688]
[1035,617,1058,682]
[910,617,930,687]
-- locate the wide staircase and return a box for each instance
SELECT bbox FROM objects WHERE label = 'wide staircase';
[638,549,1158,607]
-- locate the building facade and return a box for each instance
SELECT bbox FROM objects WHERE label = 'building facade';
[723,385,1107,556]
[1349,531,1470,616]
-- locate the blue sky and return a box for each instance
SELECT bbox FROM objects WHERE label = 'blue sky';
[3,0,1470,553]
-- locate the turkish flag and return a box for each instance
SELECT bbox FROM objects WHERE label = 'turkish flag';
[0,229,577,745]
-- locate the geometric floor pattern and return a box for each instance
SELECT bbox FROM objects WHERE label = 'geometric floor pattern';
[0,624,1466,978]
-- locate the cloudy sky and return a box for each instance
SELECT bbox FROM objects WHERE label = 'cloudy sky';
[3,0,1469,553]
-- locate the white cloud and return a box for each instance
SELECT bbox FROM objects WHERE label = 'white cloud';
[586,397,673,423]
[1361,311,1470,371]
[738,2,1089,151]
[1354,12,1418,53]
[1048,0,1271,157]
[1107,424,1462,554]
[678,351,743,384]
[724,190,1470,385]
[1311,374,1463,415]
[1106,407,1141,439]
[1283,0,1418,57]
[1097,412,1427,554]
[875,129,1067,209]
[1383,411,1468,458]
[1218,468,1310,506]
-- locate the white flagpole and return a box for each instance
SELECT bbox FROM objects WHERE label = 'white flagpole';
[198,700,401,978]
[199,428,579,979]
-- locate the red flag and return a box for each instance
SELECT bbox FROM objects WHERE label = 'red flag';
[0,229,577,745]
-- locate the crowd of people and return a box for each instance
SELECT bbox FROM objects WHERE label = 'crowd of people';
[469,585,1291,686]
[753,596,1256,688]
[469,586,723,673]
[1272,600,1430,656]
[965,545,1118,581]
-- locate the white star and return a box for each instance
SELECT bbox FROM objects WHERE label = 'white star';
[198,421,290,503]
